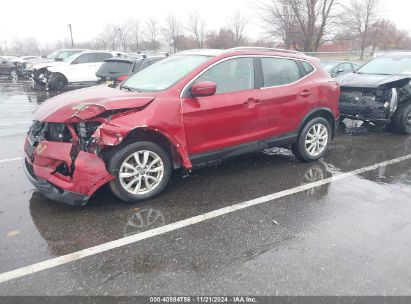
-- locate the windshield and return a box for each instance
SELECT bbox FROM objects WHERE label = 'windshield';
[320,61,339,71]
[63,53,82,62]
[122,55,212,92]
[357,56,411,75]
[47,50,60,59]
[58,51,79,61]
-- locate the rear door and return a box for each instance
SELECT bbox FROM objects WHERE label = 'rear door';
[256,57,316,138]
[68,53,112,82]
[67,53,95,82]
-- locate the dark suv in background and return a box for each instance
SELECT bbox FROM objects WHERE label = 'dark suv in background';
[96,54,167,86]
[0,57,18,79]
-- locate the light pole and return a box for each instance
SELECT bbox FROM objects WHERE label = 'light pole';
[118,28,123,51]
[67,24,74,48]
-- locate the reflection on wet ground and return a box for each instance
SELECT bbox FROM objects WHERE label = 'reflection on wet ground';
[1,79,411,295]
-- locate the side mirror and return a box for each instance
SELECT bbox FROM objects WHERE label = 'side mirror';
[337,67,344,73]
[41,55,47,59]
[2,61,7,64]
[55,58,63,62]
[191,81,217,97]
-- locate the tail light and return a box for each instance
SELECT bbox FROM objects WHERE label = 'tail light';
[117,75,129,82]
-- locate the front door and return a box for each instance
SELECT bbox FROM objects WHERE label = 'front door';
[182,57,262,155]
[0,58,8,75]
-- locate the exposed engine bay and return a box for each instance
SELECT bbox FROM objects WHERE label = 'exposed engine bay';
[338,75,411,124]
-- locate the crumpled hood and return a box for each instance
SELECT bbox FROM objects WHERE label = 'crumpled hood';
[33,85,156,123]
[33,61,67,70]
[337,72,411,89]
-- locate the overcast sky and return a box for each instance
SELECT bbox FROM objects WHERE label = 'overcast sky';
[1,0,411,47]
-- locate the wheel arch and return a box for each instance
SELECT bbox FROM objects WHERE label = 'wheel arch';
[298,107,337,139]
[111,127,184,169]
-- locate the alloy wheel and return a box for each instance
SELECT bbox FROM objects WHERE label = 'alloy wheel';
[304,123,329,157]
[119,150,165,195]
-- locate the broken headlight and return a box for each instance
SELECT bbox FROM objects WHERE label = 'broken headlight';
[75,122,102,153]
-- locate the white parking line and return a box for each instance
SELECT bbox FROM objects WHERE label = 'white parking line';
[0,157,22,164]
[0,153,411,284]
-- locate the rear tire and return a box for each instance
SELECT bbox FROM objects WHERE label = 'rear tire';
[292,117,332,162]
[108,141,172,203]
[48,73,68,91]
[392,103,411,135]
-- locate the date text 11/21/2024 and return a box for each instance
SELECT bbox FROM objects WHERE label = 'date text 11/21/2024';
[149,296,257,303]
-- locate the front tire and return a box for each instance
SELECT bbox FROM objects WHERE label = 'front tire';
[292,117,332,162]
[392,103,411,135]
[108,142,172,203]
[48,73,68,91]
[33,69,47,87]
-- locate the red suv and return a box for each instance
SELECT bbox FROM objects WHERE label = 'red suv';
[24,48,340,206]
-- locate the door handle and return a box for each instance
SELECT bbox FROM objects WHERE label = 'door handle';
[300,90,312,98]
[244,98,261,105]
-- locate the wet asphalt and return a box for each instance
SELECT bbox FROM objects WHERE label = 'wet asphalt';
[0,79,411,295]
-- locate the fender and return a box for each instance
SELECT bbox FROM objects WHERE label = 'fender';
[297,107,338,138]
[96,124,192,169]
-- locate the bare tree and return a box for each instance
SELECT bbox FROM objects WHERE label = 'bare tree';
[258,0,338,52]
[258,0,300,49]
[10,37,40,55]
[187,12,206,48]
[343,0,379,59]
[119,24,131,52]
[146,18,161,52]
[163,13,183,53]
[368,19,411,51]
[229,9,248,46]
[98,24,119,50]
[127,19,141,52]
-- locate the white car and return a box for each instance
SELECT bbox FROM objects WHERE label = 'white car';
[33,51,116,91]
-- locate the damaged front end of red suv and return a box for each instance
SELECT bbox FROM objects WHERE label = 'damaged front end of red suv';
[23,87,157,206]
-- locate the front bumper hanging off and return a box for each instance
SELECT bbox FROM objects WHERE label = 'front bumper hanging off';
[23,158,90,206]
[24,139,115,206]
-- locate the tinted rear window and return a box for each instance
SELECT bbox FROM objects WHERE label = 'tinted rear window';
[98,61,133,74]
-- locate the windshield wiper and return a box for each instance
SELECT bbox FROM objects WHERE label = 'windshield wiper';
[120,85,140,92]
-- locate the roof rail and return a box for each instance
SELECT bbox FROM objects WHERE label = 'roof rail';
[227,47,303,55]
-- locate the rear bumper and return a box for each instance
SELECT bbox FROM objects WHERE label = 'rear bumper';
[23,158,90,206]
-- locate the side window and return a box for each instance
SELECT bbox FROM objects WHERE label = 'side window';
[132,61,144,73]
[336,63,352,73]
[72,54,93,64]
[141,59,161,70]
[300,61,315,76]
[195,58,254,94]
[261,58,301,87]
[94,53,113,62]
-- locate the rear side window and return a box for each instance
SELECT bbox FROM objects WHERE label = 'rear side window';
[261,58,301,87]
[94,53,113,62]
[300,61,315,76]
[72,53,94,64]
[99,61,133,74]
[195,58,255,94]
[141,59,162,70]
